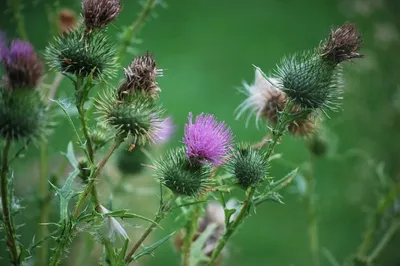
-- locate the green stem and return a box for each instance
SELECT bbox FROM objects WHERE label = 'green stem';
[182,196,204,266]
[306,156,320,266]
[8,0,28,40]
[207,128,284,265]
[1,139,19,265]
[117,0,156,60]
[366,220,400,264]
[124,194,176,264]
[357,182,400,260]
[73,140,122,219]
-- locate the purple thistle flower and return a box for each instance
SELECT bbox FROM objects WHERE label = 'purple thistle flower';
[183,113,233,165]
[152,116,175,144]
[1,40,43,89]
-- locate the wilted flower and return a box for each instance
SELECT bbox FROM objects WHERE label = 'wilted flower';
[183,113,233,165]
[58,8,78,35]
[320,23,363,64]
[82,0,121,31]
[118,53,163,99]
[99,205,129,241]
[155,147,211,197]
[1,40,43,89]
[152,116,175,144]
[227,144,268,189]
[237,68,318,137]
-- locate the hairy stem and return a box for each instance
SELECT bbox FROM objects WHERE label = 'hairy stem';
[117,0,156,60]
[357,182,400,260]
[8,0,28,40]
[1,139,19,265]
[124,195,176,264]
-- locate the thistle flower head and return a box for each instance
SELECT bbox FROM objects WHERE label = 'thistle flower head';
[320,23,363,64]
[183,113,233,165]
[275,50,343,111]
[152,116,175,144]
[236,67,286,127]
[45,26,117,80]
[0,90,51,142]
[237,67,318,137]
[155,147,211,197]
[96,90,163,145]
[227,144,268,189]
[118,53,162,99]
[82,0,121,30]
[1,40,43,90]
[58,8,78,35]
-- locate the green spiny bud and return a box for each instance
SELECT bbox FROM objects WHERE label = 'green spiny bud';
[275,50,343,111]
[227,144,268,189]
[155,147,211,197]
[78,157,91,183]
[95,90,163,145]
[0,89,51,142]
[117,145,149,175]
[45,26,117,80]
[89,122,112,150]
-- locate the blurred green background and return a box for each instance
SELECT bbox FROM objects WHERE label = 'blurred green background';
[1,0,400,265]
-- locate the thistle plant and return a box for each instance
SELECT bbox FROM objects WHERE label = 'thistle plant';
[3,1,399,266]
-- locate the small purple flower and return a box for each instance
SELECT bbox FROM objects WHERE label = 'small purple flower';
[152,116,175,144]
[183,113,233,165]
[1,40,43,89]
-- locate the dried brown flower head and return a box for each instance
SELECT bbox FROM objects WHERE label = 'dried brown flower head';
[82,0,121,30]
[58,8,78,35]
[320,23,363,64]
[237,68,318,137]
[118,53,162,99]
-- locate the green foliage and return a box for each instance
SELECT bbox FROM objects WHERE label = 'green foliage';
[155,148,212,197]
[227,144,269,189]
[45,26,117,80]
[0,89,51,142]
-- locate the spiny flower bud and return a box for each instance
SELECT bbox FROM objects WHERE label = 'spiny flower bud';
[320,23,363,65]
[96,90,163,145]
[45,26,116,80]
[89,122,112,149]
[82,0,121,31]
[58,8,78,35]
[155,147,211,197]
[0,89,51,142]
[1,40,43,90]
[118,53,162,99]
[183,113,233,166]
[117,144,149,175]
[237,68,318,137]
[78,157,91,183]
[227,144,268,189]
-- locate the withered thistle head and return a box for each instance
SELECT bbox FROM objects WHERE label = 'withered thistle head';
[237,67,319,137]
[118,53,162,99]
[82,0,121,30]
[58,8,78,35]
[320,23,363,64]
[1,40,43,90]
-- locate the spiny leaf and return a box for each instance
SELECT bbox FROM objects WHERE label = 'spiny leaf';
[131,231,175,262]
[51,99,83,144]
[62,142,79,170]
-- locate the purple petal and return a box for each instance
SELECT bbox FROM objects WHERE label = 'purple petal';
[152,116,175,144]
[183,112,233,165]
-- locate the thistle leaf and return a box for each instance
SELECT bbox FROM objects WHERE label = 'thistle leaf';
[131,231,175,262]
